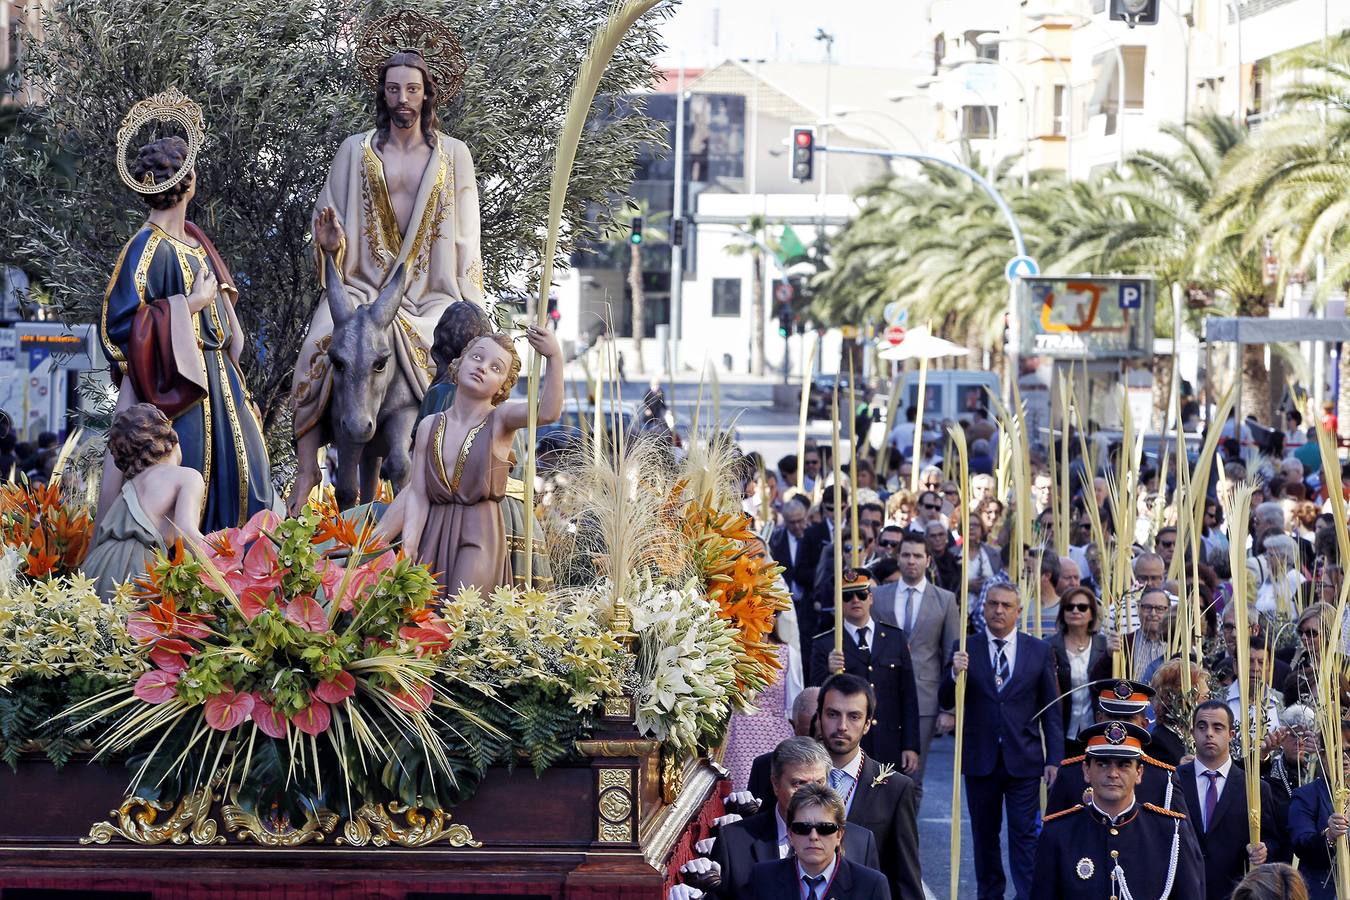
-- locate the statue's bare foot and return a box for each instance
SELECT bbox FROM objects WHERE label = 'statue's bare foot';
[288,470,320,517]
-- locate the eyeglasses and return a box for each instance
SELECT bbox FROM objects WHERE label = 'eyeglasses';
[1157,540,1176,549]
[878,539,900,549]
[1140,605,1169,614]
[789,821,841,836]
[1064,603,1092,612]
[943,489,960,497]
[1299,628,1321,639]
[922,503,942,511]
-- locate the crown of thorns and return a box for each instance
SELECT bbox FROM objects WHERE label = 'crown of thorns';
[355,8,466,102]
[115,87,206,195]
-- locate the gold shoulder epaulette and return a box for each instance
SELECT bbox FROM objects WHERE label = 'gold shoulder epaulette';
[1143,755,1176,772]
[1043,805,1084,823]
[1059,755,1085,766]
[1143,802,1187,819]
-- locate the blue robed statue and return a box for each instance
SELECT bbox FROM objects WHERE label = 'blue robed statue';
[96,89,275,533]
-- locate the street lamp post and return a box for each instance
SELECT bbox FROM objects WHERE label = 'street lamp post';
[977,33,1074,179]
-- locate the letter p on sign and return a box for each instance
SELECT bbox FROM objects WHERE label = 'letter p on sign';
[1119,282,1142,309]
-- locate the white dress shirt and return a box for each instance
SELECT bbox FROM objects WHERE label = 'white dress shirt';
[1225,681,1280,734]
[830,749,865,815]
[1192,757,1234,832]
[843,617,876,649]
[774,807,792,858]
[797,855,839,898]
[897,579,928,633]
[988,628,1018,676]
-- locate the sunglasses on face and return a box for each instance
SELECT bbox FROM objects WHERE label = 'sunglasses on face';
[1064,603,1092,612]
[1300,628,1321,638]
[879,539,900,549]
[922,503,942,511]
[1158,540,1176,549]
[789,821,841,836]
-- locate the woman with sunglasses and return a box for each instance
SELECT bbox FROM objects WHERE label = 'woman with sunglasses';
[746,783,891,900]
[1050,586,1111,757]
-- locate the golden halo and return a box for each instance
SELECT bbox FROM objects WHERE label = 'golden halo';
[114,87,206,196]
[354,9,466,103]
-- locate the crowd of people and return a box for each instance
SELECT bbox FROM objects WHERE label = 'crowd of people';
[666,401,1350,900]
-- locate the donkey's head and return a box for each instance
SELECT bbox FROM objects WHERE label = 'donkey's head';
[325,257,406,446]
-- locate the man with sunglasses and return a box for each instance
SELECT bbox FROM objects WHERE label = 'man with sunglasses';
[809,570,921,773]
[914,490,945,527]
[1031,721,1204,900]
[690,736,880,900]
[746,783,891,900]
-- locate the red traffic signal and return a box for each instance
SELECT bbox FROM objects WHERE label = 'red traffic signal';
[790,127,815,183]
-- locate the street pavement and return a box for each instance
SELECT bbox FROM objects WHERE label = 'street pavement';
[567,375,1014,899]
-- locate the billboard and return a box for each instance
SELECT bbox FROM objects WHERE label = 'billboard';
[1015,276,1155,359]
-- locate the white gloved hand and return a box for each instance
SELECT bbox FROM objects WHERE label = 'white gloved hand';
[694,837,717,857]
[711,813,742,829]
[668,887,704,900]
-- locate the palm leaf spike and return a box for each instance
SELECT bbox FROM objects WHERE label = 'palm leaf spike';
[521,0,669,585]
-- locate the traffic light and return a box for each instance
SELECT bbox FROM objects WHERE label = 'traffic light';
[778,304,792,338]
[630,215,644,245]
[671,216,686,247]
[790,127,815,183]
[1110,0,1158,26]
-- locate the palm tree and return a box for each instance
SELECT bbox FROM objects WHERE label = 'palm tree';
[1210,34,1350,431]
[600,200,668,376]
[722,214,780,377]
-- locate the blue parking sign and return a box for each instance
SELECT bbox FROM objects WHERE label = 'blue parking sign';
[1119,282,1143,309]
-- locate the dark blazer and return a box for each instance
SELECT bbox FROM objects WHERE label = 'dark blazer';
[797,521,832,598]
[1048,632,1110,739]
[848,754,922,900]
[809,623,921,764]
[746,856,891,900]
[709,809,880,900]
[770,525,816,597]
[1176,761,1285,900]
[1288,779,1337,900]
[747,751,774,813]
[939,630,1065,778]
[1147,724,1188,769]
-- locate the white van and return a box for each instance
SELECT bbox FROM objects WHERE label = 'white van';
[867,370,1002,452]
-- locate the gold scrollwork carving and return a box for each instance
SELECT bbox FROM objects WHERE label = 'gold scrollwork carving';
[603,695,634,718]
[575,739,660,759]
[660,749,685,805]
[336,801,481,848]
[596,767,635,843]
[81,785,224,846]
[221,791,339,847]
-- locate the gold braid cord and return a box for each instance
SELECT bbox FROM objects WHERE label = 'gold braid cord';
[115,87,206,195]
[355,8,467,101]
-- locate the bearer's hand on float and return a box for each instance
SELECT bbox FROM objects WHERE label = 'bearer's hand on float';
[186,268,218,313]
[711,813,742,830]
[680,857,720,891]
[668,887,704,900]
[693,837,716,856]
[525,323,562,359]
[315,206,345,255]
[828,649,846,673]
[724,790,761,817]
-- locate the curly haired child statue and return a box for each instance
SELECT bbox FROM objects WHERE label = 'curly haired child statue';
[84,404,208,601]
[378,326,562,596]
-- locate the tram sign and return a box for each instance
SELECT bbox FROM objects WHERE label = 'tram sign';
[1015,276,1155,359]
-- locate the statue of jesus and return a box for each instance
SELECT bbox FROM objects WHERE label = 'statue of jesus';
[289,12,483,514]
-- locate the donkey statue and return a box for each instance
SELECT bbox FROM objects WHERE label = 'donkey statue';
[320,255,419,510]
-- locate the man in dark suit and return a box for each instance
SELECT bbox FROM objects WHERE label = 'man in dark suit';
[771,494,818,659]
[818,673,922,900]
[809,570,920,769]
[872,531,960,799]
[746,686,820,811]
[746,783,891,900]
[939,582,1064,900]
[695,736,880,899]
[1176,700,1282,900]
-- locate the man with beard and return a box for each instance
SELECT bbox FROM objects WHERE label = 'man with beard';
[290,11,485,512]
[817,673,923,900]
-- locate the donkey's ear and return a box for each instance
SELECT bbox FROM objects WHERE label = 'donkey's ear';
[370,263,407,329]
[325,254,356,327]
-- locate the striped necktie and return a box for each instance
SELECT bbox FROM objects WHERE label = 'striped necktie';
[994,638,1010,690]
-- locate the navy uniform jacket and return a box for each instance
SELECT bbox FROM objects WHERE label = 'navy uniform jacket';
[1288,779,1338,900]
[1047,753,1190,816]
[1030,801,1205,900]
[746,856,891,900]
[809,623,921,764]
[1175,762,1285,900]
[939,630,1065,777]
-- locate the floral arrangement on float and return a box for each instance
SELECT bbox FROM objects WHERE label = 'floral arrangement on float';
[0,478,94,579]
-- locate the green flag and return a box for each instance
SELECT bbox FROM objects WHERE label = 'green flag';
[779,224,806,262]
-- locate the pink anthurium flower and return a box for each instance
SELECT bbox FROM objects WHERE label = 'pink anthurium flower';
[290,698,332,736]
[284,595,328,633]
[313,670,356,704]
[250,693,288,739]
[149,647,188,674]
[238,509,281,546]
[203,688,255,731]
[127,610,161,642]
[133,669,179,704]
[318,559,344,602]
[234,584,272,621]
[346,551,397,603]
[388,682,434,713]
